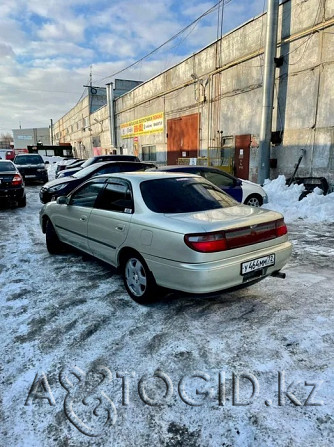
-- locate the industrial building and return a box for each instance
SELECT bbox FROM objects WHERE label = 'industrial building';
[53,0,334,183]
[12,127,51,151]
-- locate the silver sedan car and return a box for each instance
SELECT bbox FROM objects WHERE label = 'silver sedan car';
[40,172,292,303]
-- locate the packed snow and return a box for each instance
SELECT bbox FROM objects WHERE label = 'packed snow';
[262,175,334,223]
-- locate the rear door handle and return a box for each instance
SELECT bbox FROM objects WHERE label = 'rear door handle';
[80,215,87,221]
[116,226,124,231]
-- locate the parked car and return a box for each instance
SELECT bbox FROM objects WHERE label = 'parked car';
[40,171,292,304]
[56,155,141,178]
[0,160,26,207]
[55,158,84,177]
[14,153,48,183]
[0,149,15,161]
[40,161,156,203]
[154,165,268,206]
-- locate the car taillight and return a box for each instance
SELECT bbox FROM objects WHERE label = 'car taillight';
[276,218,288,237]
[12,174,23,186]
[185,219,288,253]
[184,232,227,252]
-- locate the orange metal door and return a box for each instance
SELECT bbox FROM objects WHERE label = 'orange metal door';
[167,114,199,165]
[235,134,251,180]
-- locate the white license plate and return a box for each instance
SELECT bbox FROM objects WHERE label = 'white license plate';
[241,254,275,275]
[25,175,36,178]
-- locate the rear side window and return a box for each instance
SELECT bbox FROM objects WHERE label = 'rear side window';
[203,170,235,187]
[0,161,15,171]
[118,163,149,173]
[94,165,121,175]
[140,178,237,213]
[96,181,133,213]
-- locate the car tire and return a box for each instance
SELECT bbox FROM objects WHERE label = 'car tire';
[123,252,157,304]
[46,220,65,254]
[244,194,263,207]
[17,195,26,207]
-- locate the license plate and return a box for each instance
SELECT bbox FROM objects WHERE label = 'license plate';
[25,175,36,178]
[241,254,275,275]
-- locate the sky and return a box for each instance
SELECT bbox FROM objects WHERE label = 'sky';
[0,0,267,136]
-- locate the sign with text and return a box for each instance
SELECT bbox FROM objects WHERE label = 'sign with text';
[121,112,164,139]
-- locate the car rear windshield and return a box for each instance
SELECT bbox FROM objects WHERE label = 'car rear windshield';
[0,161,16,172]
[15,155,44,165]
[140,177,237,213]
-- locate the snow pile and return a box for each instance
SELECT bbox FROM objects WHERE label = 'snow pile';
[262,175,334,223]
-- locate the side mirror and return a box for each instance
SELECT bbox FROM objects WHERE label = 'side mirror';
[57,196,69,205]
[235,179,242,186]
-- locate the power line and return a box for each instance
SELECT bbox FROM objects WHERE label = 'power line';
[98,0,233,82]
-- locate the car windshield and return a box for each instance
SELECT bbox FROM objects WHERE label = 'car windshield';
[15,155,44,165]
[0,161,15,172]
[80,158,94,169]
[140,177,237,213]
[72,164,100,179]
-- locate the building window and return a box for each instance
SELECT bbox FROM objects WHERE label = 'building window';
[142,145,156,161]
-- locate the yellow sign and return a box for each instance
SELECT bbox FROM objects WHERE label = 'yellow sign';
[120,112,164,138]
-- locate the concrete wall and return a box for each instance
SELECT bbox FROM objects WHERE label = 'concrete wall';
[114,0,334,182]
[13,127,50,150]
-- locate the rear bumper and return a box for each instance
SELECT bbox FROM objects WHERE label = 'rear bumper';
[145,241,292,294]
[18,169,48,183]
[0,187,25,202]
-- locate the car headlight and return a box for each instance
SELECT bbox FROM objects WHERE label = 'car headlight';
[48,183,68,193]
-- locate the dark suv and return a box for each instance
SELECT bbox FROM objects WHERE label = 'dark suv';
[0,160,26,207]
[14,154,48,183]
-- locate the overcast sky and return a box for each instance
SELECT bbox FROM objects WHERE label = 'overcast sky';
[0,0,266,135]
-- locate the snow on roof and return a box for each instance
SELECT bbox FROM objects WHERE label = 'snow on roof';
[262,175,334,223]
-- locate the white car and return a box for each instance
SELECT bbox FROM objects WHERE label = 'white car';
[40,172,292,303]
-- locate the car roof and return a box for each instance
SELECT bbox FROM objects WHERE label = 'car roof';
[90,155,138,159]
[157,164,237,178]
[83,160,154,170]
[93,171,200,183]
[15,153,41,156]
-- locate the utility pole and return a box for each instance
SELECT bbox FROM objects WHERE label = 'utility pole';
[106,82,115,151]
[50,119,53,145]
[257,0,279,185]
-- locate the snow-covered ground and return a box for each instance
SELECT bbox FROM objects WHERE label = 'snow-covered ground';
[0,177,333,446]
